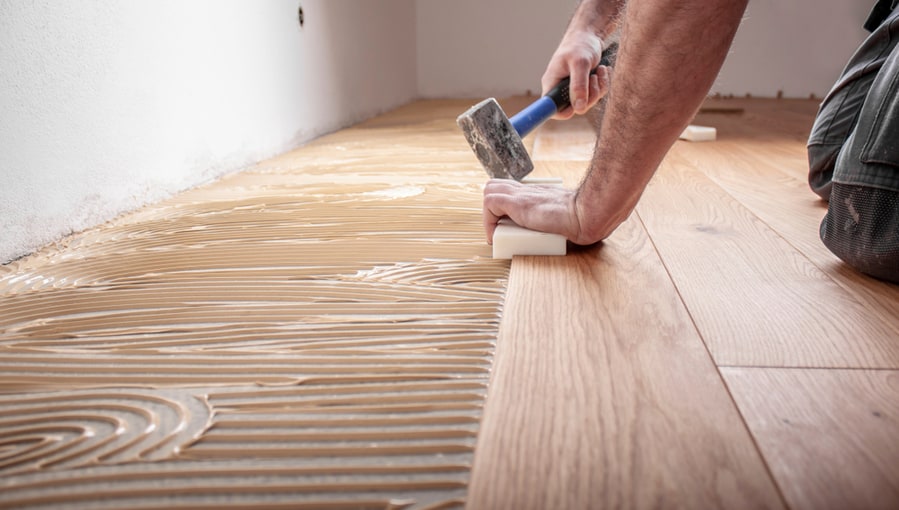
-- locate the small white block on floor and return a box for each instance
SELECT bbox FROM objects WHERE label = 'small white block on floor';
[520,176,564,186]
[679,125,717,142]
[493,218,567,259]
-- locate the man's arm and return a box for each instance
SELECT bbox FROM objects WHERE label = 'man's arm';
[484,0,748,245]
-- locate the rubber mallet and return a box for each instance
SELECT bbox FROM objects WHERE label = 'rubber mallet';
[456,58,609,181]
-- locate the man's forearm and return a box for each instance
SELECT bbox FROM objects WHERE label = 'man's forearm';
[568,0,627,43]
[574,0,748,243]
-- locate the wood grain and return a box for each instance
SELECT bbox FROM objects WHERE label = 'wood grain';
[687,101,899,338]
[481,100,899,509]
[467,164,783,509]
[532,99,899,367]
[723,367,899,510]
[636,141,899,368]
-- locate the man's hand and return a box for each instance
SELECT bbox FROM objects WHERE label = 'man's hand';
[541,0,625,120]
[483,179,592,245]
[541,31,611,120]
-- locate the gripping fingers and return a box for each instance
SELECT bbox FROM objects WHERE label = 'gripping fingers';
[482,180,522,244]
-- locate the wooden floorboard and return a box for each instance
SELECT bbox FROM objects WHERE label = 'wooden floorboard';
[688,104,899,348]
[637,147,899,367]
[467,164,783,509]
[494,99,899,509]
[723,367,899,510]
[531,101,899,368]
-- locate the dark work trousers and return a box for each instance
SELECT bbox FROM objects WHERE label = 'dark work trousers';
[807,1,899,283]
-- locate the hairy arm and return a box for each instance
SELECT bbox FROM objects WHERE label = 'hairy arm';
[484,0,748,244]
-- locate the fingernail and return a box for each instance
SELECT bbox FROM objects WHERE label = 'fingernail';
[574,99,585,111]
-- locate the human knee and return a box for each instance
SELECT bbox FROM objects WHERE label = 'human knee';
[820,183,899,283]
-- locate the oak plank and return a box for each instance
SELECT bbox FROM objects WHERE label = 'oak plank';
[467,163,782,509]
[684,106,899,338]
[531,101,899,367]
[636,144,899,367]
[722,367,899,510]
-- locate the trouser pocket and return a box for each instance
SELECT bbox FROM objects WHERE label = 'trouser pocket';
[858,45,899,168]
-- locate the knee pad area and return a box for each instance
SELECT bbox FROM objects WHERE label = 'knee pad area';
[820,182,899,283]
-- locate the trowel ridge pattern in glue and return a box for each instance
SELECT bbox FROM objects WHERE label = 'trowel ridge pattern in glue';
[0,101,509,509]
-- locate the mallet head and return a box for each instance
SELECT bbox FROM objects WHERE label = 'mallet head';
[456,98,533,181]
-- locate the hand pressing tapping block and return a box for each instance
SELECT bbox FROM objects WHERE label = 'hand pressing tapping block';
[679,125,717,142]
[492,175,567,259]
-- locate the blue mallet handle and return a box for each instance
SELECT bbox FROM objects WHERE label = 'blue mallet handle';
[510,57,610,138]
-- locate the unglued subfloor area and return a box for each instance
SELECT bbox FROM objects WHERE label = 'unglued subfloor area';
[1,98,898,509]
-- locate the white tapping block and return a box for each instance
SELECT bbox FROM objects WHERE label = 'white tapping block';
[520,176,564,186]
[492,218,567,259]
[679,125,717,142]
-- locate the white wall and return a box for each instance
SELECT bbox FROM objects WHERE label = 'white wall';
[0,0,417,264]
[417,0,872,99]
[417,0,573,99]
[715,0,871,97]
